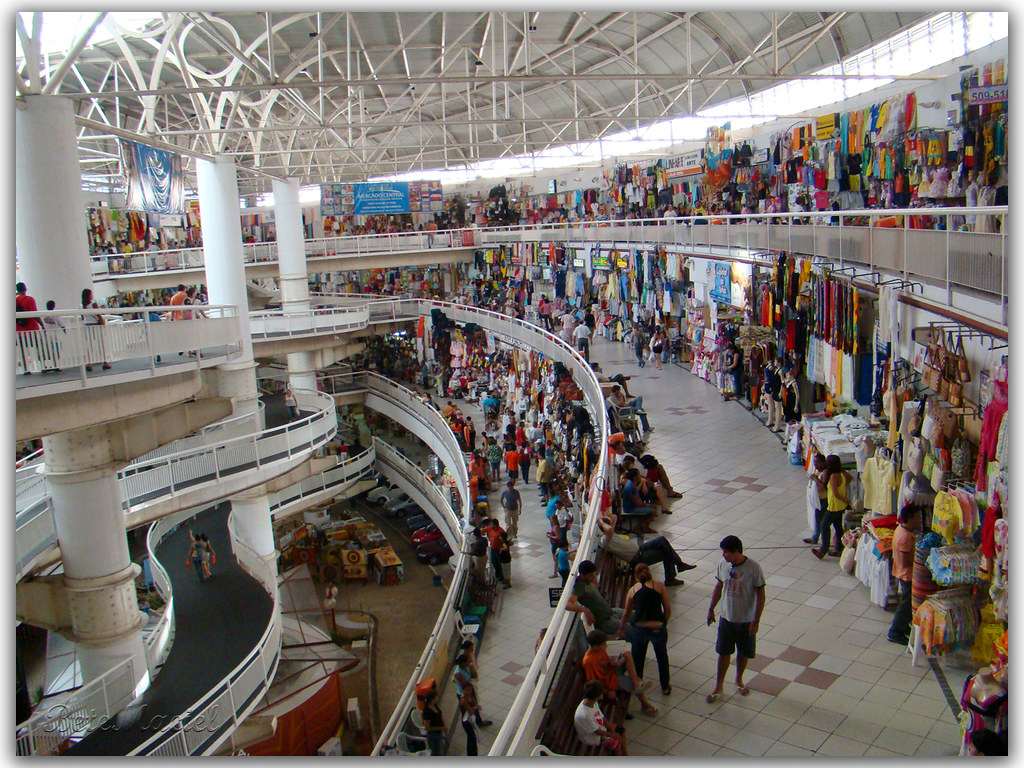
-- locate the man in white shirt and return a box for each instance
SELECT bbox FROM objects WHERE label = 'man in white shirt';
[572,321,592,363]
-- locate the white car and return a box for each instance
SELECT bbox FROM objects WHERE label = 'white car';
[366,482,400,504]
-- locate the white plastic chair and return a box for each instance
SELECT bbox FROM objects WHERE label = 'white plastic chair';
[454,612,479,642]
[409,707,427,736]
[396,732,429,756]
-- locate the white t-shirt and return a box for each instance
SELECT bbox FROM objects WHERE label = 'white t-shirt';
[573,324,592,341]
[715,556,766,624]
[573,700,606,747]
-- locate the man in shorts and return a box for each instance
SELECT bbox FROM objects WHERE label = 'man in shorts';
[705,535,766,703]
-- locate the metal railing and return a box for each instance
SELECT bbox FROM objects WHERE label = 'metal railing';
[249,303,370,340]
[129,510,281,756]
[90,228,478,279]
[15,390,335,579]
[15,657,138,756]
[267,444,377,517]
[117,389,336,511]
[373,438,462,551]
[15,305,242,380]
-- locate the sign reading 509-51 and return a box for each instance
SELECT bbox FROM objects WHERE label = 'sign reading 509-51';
[968,84,1008,106]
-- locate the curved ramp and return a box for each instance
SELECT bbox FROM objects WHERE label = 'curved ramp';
[66,505,273,755]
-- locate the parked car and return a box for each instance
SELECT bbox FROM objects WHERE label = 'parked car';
[385,499,423,519]
[412,524,443,547]
[366,482,400,504]
[384,494,414,512]
[375,488,408,507]
[405,514,431,532]
[415,538,454,565]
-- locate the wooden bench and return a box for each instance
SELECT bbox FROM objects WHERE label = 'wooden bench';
[595,550,633,611]
[534,637,631,756]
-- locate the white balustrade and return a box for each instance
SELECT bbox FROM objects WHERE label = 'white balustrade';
[267,444,376,515]
[129,510,281,756]
[15,305,242,379]
[15,657,137,756]
[248,304,369,340]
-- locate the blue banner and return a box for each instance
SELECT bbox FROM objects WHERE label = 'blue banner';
[321,181,442,216]
[121,140,185,214]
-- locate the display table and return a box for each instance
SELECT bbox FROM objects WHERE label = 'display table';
[372,547,405,586]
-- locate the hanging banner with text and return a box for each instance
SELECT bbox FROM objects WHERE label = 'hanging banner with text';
[321,181,444,216]
[121,140,185,214]
[664,150,704,180]
[968,84,1008,106]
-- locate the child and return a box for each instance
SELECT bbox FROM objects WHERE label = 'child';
[573,680,627,755]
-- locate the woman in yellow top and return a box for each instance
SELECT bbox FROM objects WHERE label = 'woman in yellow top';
[814,454,850,559]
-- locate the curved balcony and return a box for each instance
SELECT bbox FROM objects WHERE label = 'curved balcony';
[15,389,337,581]
[90,229,478,280]
[15,306,243,394]
[267,444,377,520]
[248,304,370,340]
[373,438,463,553]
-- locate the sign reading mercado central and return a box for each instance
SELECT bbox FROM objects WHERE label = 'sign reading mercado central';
[320,181,444,216]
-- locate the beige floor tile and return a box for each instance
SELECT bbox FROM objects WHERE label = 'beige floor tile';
[778,722,830,751]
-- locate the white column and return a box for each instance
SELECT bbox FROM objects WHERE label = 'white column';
[197,156,254,362]
[230,494,276,558]
[273,178,318,392]
[15,96,93,312]
[272,178,310,313]
[42,428,148,689]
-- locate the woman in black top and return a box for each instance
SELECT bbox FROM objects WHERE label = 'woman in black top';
[617,562,673,695]
[421,688,445,755]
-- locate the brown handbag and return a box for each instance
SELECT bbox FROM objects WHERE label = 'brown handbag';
[955,335,971,383]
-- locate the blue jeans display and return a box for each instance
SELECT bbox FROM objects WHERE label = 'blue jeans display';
[631,625,670,691]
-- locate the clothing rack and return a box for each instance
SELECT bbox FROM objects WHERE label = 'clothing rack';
[830,266,882,283]
[875,276,923,294]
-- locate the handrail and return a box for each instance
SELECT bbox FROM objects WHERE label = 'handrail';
[15,305,242,381]
[16,390,336,579]
[15,657,138,756]
[129,510,281,756]
[373,438,463,550]
[267,444,376,516]
[248,303,370,340]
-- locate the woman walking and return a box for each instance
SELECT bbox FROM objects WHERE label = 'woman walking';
[649,326,666,370]
[81,288,111,371]
[632,324,647,367]
[200,533,216,579]
[618,562,672,695]
[814,454,850,559]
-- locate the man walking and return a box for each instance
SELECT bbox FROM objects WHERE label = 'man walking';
[706,535,766,702]
[500,480,523,542]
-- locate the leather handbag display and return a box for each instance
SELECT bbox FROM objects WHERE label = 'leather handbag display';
[955,335,971,383]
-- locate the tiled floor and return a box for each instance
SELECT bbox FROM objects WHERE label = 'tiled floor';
[441,334,967,757]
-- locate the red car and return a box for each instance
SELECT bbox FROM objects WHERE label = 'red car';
[415,538,454,565]
[412,524,443,547]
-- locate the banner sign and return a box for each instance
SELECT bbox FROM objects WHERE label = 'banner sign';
[664,150,704,179]
[321,181,443,216]
[592,251,611,270]
[751,147,770,165]
[121,140,185,214]
[968,84,1008,105]
[815,113,840,141]
[709,262,731,303]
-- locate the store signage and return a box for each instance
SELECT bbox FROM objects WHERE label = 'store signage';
[709,262,731,303]
[572,256,586,268]
[664,150,703,179]
[548,587,563,607]
[592,252,611,270]
[751,147,770,165]
[968,84,1008,105]
[320,181,443,216]
[815,113,840,141]
[616,257,628,269]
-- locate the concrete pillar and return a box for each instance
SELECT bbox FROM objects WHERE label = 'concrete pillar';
[273,178,318,393]
[15,96,93,312]
[42,427,148,690]
[197,156,254,362]
[197,156,262,423]
[272,178,310,313]
[229,493,276,559]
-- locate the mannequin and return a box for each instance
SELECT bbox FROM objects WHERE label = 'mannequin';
[964,170,980,231]
[781,368,801,426]
[763,358,784,431]
[976,171,998,233]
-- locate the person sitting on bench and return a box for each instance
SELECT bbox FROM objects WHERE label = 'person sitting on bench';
[582,630,658,717]
[597,512,696,587]
[574,679,628,755]
[620,468,658,534]
[606,385,651,433]
[617,456,669,513]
